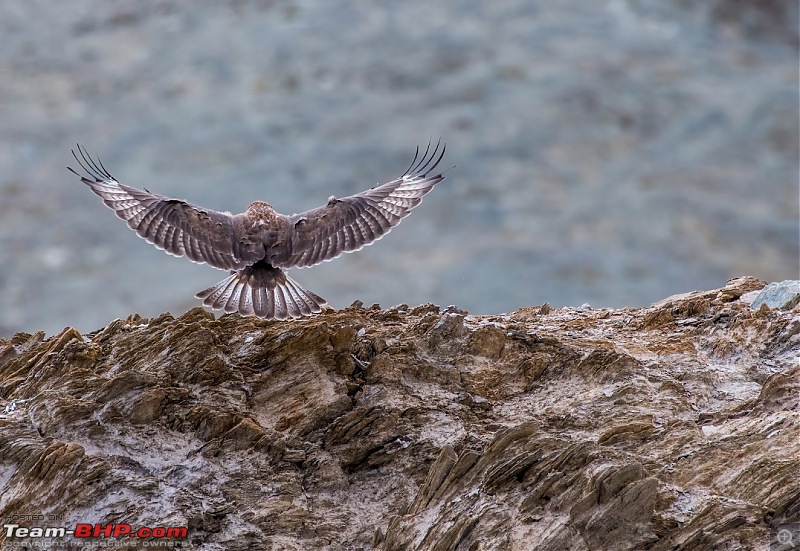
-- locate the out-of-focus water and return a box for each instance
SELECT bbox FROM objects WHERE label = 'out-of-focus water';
[0,0,797,336]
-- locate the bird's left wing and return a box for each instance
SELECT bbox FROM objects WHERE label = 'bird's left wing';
[69,145,259,271]
[270,141,448,269]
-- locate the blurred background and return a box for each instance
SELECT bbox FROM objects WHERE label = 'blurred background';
[0,0,797,337]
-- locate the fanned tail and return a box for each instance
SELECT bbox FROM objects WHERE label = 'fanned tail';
[195,262,326,320]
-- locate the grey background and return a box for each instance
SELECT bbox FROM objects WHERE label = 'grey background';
[0,0,797,337]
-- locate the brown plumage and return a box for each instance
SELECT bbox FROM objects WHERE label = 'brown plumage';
[68,142,448,320]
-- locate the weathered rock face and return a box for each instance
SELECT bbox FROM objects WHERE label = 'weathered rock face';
[0,277,798,550]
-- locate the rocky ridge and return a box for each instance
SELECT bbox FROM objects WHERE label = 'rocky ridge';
[0,277,798,550]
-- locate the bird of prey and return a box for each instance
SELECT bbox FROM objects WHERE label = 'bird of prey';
[68,142,447,320]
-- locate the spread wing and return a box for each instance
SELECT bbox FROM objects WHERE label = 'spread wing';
[68,145,254,272]
[271,141,447,269]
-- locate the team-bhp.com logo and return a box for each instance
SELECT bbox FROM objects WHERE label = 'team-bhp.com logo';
[4,522,188,540]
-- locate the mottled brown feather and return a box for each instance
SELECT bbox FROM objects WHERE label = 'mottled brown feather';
[73,168,253,272]
[272,143,447,268]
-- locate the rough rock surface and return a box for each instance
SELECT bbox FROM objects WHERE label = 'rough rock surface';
[0,277,798,550]
[748,281,800,311]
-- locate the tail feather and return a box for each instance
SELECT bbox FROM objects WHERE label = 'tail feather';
[284,277,313,316]
[201,276,238,310]
[195,263,326,320]
[252,287,269,318]
[224,279,244,314]
[238,283,252,315]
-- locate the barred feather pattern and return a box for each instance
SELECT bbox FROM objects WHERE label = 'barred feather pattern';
[277,140,447,268]
[195,262,326,320]
[68,146,246,272]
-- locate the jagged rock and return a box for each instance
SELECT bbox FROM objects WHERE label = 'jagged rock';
[0,277,798,550]
[746,280,800,311]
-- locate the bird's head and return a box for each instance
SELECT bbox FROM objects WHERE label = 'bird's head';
[245,201,278,230]
[247,200,274,215]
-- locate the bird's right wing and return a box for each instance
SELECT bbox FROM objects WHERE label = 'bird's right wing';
[69,145,259,271]
[272,141,447,269]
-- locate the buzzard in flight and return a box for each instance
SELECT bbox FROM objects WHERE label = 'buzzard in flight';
[68,142,447,320]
